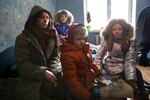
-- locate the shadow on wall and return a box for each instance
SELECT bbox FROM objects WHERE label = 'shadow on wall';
[0,46,19,78]
[0,46,19,100]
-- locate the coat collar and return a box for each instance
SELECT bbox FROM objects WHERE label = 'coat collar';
[60,42,90,53]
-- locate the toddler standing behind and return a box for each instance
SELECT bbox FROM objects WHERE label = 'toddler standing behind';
[54,9,74,44]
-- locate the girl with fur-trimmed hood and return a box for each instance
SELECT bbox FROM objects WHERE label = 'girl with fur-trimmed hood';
[95,18,148,100]
[95,18,136,80]
[54,9,74,42]
[96,18,137,94]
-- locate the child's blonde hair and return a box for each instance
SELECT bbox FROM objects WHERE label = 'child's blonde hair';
[54,9,74,25]
[67,23,88,44]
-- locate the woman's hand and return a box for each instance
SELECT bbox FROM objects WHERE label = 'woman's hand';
[43,70,57,87]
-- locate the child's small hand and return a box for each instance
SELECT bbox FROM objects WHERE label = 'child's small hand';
[62,38,67,42]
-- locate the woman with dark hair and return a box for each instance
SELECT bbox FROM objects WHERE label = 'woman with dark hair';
[15,5,63,100]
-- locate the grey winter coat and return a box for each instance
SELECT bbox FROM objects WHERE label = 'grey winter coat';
[95,40,137,80]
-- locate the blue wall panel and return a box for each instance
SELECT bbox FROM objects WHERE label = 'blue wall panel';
[0,0,56,52]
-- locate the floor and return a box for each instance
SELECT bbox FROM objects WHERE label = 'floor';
[136,65,150,100]
[136,65,150,82]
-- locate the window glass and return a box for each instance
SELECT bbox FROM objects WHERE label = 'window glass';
[86,0,136,31]
[87,0,107,30]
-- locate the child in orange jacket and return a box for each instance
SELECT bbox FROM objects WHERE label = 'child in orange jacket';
[60,23,101,100]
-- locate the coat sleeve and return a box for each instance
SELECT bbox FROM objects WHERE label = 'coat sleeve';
[89,51,101,76]
[95,40,107,69]
[47,46,62,76]
[61,54,90,100]
[47,29,62,76]
[15,35,46,81]
[124,40,137,80]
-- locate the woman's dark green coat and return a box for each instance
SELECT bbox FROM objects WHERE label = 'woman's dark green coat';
[15,5,62,100]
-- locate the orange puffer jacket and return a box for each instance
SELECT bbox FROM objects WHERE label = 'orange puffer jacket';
[60,42,101,100]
